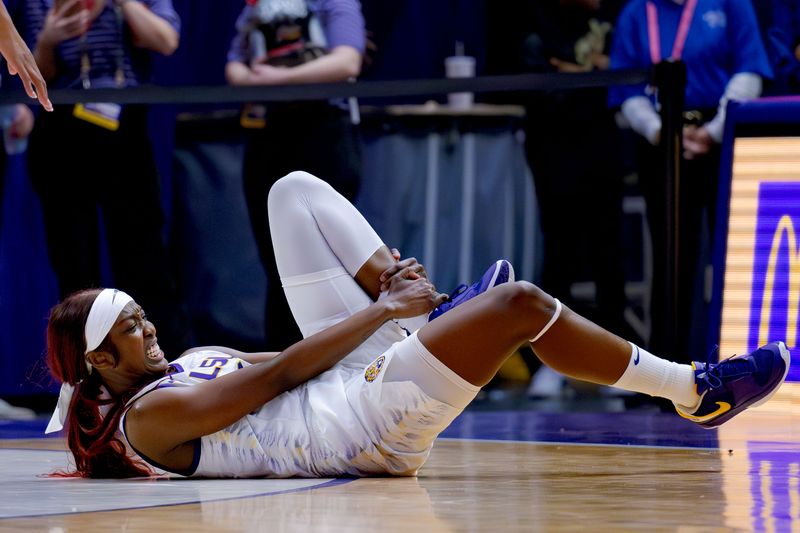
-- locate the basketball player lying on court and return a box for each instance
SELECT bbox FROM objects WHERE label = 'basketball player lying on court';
[45,171,791,479]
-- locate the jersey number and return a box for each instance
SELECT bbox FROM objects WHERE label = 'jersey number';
[188,356,231,380]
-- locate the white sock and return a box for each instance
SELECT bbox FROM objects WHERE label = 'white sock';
[611,343,700,409]
[378,291,428,333]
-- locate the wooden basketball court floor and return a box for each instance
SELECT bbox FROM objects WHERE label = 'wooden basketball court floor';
[1,395,798,532]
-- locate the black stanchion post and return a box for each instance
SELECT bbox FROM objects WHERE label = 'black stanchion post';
[655,60,686,357]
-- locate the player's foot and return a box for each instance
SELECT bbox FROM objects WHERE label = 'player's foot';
[675,341,791,428]
[428,259,515,321]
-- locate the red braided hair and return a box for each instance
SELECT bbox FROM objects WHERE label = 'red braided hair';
[46,289,153,478]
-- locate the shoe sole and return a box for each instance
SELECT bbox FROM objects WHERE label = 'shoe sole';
[749,341,791,409]
[487,260,515,288]
[428,260,516,322]
[703,341,791,427]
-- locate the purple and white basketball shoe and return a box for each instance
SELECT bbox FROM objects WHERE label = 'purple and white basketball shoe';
[428,259,515,321]
[675,341,791,428]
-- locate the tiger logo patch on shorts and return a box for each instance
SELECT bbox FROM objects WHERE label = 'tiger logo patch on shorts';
[364,355,385,383]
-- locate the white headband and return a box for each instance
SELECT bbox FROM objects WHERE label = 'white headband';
[45,289,133,434]
[84,288,133,354]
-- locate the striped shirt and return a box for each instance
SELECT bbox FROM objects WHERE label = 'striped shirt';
[21,0,180,89]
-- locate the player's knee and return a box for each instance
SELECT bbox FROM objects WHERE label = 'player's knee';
[282,170,319,185]
[474,283,543,337]
[492,281,547,313]
[271,170,320,192]
[496,281,558,337]
[268,171,319,208]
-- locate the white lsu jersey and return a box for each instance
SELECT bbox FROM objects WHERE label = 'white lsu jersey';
[119,334,462,479]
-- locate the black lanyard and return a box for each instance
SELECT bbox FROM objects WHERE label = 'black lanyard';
[78,3,127,89]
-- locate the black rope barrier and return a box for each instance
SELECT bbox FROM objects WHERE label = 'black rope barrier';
[0,68,651,105]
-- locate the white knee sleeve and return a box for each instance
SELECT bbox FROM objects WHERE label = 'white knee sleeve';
[268,171,390,335]
[268,171,384,279]
[281,266,373,338]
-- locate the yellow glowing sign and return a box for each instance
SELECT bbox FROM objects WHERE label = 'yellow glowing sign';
[759,215,800,348]
[719,137,800,390]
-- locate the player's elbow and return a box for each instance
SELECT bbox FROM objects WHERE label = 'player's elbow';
[157,31,180,56]
[333,46,362,79]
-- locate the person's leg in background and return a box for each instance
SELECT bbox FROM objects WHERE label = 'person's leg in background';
[524,96,631,394]
[641,136,720,363]
[243,105,361,351]
[525,111,573,303]
[583,114,630,340]
[27,108,102,298]
[638,139,675,360]
[680,144,722,358]
[0,121,35,420]
[0,131,6,228]
[301,106,361,201]
[101,106,191,357]
[242,114,304,351]
[521,102,566,390]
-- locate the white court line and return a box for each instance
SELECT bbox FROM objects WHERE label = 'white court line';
[0,449,349,519]
[438,436,724,452]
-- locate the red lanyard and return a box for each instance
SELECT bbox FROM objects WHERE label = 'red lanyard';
[646,0,698,64]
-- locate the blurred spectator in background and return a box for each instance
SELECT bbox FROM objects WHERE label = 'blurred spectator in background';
[752,0,799,95]
[610,0,772,361]
[0,102,35,419]
[0,0,50,107]
[0,102,34,242]
[225,0,365,351]
[1,0,50,233]
[22,0,191,357]
[0,0,47,420]
[520,0,630,396]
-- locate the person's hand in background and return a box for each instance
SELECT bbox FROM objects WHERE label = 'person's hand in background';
[0,2,52,110]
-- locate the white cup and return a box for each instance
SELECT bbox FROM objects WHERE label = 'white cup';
[444,55,476,110]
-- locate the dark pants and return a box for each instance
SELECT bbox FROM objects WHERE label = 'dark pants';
[0,144,6,233]
[638,137,722,362]
[524,95,628,338]
[27,105,190,356]
[242,104,361,350]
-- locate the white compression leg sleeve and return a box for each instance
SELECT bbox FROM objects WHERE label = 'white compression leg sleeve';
[268,171,384,337]
[280,267,373,338]
[268,171,384,278]
[269,171,428,337]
